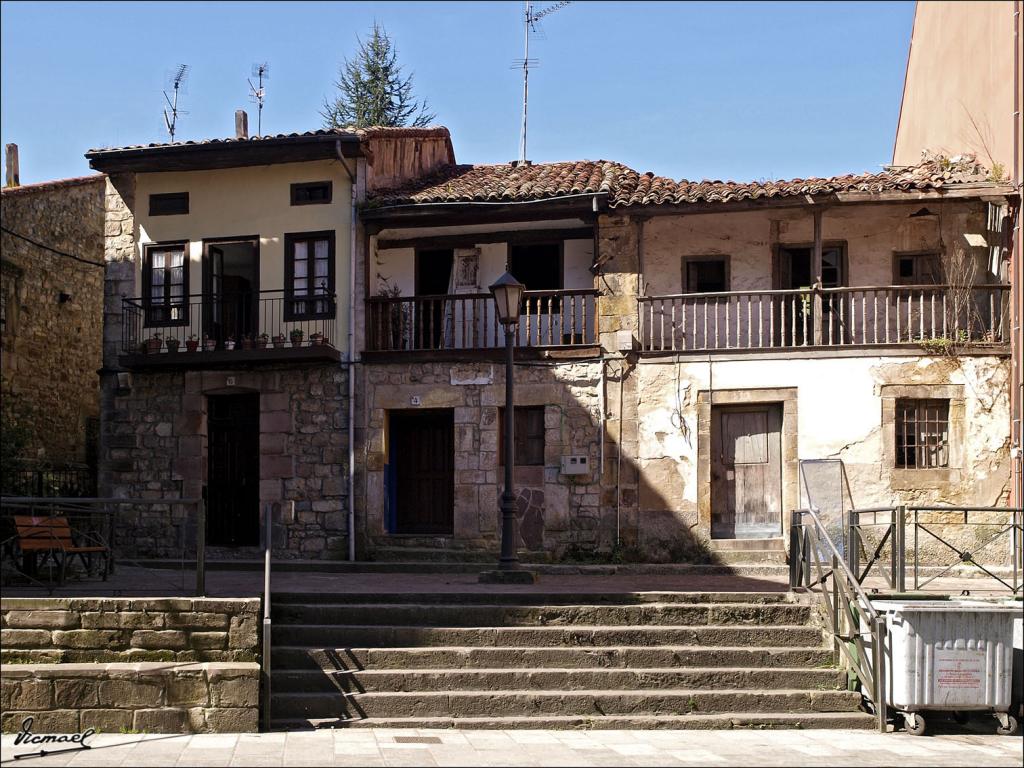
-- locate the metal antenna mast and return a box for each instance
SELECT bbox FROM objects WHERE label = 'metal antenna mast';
[516,1,571,165]
[248,63,269,136]
[163,64,190,142]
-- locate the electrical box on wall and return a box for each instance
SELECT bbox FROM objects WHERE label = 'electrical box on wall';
[560,455,589,475]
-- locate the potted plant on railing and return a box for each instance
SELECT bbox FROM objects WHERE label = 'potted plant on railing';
[203,334,217,352]
[145,333,162,354]
[224,335,236,351]
[257,332,270,350]
[271,333,286,349]
[240,334,255,351]
[310,331,327,346]
[289,328,305,347]
[165,337,181,353]
[185,334,199,352]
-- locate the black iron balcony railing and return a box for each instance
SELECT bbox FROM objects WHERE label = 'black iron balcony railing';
[639,284,1010,353]
[121,290,338,355]
[367,289,599,352]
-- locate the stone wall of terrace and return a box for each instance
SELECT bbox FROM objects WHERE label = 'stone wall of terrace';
[0,598,260,663]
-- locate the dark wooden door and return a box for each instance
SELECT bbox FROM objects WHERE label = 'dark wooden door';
[389,409,454,534]
[711,405,782,539]
[207,393,260,547]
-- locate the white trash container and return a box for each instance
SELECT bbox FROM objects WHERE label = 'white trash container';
[865,599,1021,736]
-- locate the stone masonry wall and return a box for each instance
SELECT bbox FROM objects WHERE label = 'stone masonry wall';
[0,597,260,663]
[0,662,259,734]
[104,366,349,559]
[1,176,105,465]
[361,360,609,558]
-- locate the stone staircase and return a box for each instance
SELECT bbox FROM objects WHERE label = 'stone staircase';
[268,591,873,731]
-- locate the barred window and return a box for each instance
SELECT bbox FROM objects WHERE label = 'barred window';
[895,399,949,469]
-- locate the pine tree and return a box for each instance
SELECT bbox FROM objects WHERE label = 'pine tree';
[321,23,436,129]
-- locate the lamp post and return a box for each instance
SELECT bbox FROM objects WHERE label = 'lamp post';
[479,272,537,583]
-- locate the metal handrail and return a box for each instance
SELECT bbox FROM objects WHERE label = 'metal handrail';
[261,502,273,731]
[368,287,599,303]
[641,283,1011,302]
[791,507,886,732]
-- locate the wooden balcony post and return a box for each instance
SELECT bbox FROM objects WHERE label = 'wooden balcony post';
[812,208,824,346]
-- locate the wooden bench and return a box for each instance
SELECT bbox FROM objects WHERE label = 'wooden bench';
[14,515,110,585]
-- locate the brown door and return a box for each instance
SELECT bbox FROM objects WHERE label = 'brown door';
[711,404,783,539]
[207,393,260,547]
[389,409,454,534]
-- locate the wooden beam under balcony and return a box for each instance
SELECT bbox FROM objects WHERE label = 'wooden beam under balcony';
[119,344,342,370]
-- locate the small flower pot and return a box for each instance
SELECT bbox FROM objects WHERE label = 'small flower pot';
[256,338,269,350]
[203,339,217,352]
[272,338,286,349]
[146,338,162,354]
[224,341,236,351]
[165,339,180,353]
[186,340,199,352]
[241,339,255,351]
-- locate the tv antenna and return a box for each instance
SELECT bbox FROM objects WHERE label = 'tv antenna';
[163,64,190,142]
[248,63,269,136]
[514,1,571,165]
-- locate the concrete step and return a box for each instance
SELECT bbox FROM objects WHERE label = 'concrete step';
[709,538,786,551]
[270,591,796,606]
[270,667,847,694]
[270,711,876,731]
[269,688,864,720]
[270,602,811,627]
[269,624,825,648]
[270,645,835,671]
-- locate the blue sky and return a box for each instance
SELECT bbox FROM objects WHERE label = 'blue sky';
[0,1,914,185]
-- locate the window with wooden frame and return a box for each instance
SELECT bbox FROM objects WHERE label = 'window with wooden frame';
[498,406,546,466]
[143,242,189,326]
[290,181,333,206]
[285,231,335,320]
[893,252,942,285]
[895,399,950,469]
[683,256,730,293]
[149,192,189,216]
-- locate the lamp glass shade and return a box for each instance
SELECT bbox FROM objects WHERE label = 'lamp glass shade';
[489,272,525,326]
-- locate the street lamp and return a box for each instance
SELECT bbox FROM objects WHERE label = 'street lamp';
[479,272,536,583]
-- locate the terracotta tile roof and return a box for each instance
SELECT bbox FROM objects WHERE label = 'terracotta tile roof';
[370,160,635,205]
[369,154,997,209]
[1,174,106,197]
[86,126,450,155]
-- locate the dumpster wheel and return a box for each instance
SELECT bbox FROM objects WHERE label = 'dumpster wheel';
[995,713,1018,736]
[904,712,927,736]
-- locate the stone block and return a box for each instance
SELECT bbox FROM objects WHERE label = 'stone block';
[209,676,258,708]
[98,679,163,708]
[51,630,122,649]
[260,411,291,433]
[189,632,227,650]
[202,707,258,733]
[0,629,53,648]
[262,392,291,412]
[80,708,132,733]
[259,432,287,455]
[133,708,188,733]
[53,678,99,708]
[166,612,229,630]
[5,611,79,630]
[1,709,79,734]
[167,673,209,706]
[130,630,188,650]
[260,454,293,479]
[228,616,258,650]
[10,678,53,710]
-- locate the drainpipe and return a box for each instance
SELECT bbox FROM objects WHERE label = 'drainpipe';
[337,141,358,562]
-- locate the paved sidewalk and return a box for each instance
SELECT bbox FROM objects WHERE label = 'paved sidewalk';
[2,727,1020,767]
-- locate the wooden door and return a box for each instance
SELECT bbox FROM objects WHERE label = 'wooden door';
[207,393,260,547]
[389,409,454,534]
[711,405,783,539]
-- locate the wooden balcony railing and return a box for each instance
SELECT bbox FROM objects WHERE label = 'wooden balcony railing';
[639,284,1010,353]
[367,289,598,352]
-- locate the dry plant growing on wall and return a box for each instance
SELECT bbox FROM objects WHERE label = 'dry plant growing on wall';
[920,241,984,355]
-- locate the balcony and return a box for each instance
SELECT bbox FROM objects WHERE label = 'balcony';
[120,290,342,368]
[638,284,1010,354]
[366,289,599,358]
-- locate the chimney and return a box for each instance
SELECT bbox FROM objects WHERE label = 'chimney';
[5,143,19,187]
[235,110,249,140]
